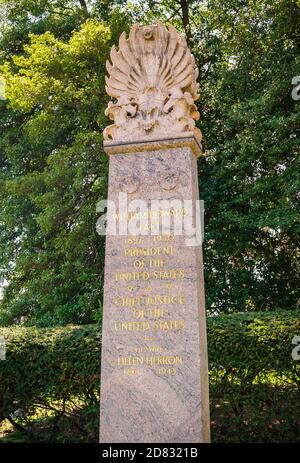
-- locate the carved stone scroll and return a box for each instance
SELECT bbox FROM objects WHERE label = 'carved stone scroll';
[103,22,202,143]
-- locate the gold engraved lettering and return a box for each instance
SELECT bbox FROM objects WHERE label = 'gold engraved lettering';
[157,367,177,375]
[153,269,185,280]
[149,259,165,268]
[153,319,185,331]
[117,356,143,366]
[124,246,173,258]
[115,271,150,281]
[113,296,142,307]
[132,308,168,318]
[134,346,163,353]
[117,355,182,366]
[146,295,184,305]
[145,355,182,366]
[113,321,150,331]
[153,235,174,242]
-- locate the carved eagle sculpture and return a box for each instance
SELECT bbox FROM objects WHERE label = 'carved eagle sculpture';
[104,22,202,143]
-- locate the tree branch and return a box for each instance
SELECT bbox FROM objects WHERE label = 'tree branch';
[78,0,89,18]
[179,0,191,45]
[6,415,36,441]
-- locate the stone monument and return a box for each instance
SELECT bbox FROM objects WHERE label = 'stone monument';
[99,22,210,443]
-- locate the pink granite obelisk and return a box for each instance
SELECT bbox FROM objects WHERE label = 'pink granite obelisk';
[99,22,210,443]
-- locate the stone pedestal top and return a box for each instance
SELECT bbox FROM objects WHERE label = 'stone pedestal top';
[103,132,202,158]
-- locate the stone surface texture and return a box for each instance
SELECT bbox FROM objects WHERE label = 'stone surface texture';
[99,140,210,443]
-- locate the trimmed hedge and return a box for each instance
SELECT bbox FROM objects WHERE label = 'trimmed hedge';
[0,325,101,442]
[208,311,300,442]
[0,311,299,442]
[209,310,300,379]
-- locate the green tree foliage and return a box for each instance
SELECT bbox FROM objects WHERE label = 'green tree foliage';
[0,9,130,326]
[0,0,91,57]
[197,0,300,313]
[0,324,101,442]
[0,0,299,325]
